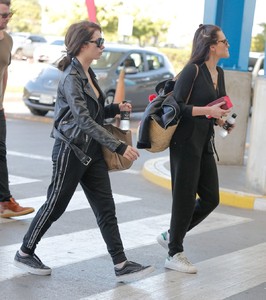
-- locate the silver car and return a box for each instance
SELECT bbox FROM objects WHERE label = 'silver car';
[23,44,175,116]
[11,33,47,60]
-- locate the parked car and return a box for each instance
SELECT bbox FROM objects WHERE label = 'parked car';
[11,32,47,60]
[33,38,65,63]
[23,44,175,116]
[252,53,264,84]
[248,51,262,72]
[251,53,264,105]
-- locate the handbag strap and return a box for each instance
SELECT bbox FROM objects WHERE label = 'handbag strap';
[185,64,199,104]
[170,64,199,103]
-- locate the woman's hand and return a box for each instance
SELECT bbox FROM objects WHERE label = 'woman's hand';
[119,101,132,112]
[123,145,139,161]
[216,117,236,133]
[215,117,224,127]
[209,101,231,119]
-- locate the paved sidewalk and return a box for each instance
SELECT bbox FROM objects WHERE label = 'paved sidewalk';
[143,156,266,211]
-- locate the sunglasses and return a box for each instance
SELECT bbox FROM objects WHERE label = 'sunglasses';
[87,37,105,48]
[0,12,13,19]
[217,39,229,46]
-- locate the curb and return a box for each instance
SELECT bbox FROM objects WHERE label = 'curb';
[142,156,266,211]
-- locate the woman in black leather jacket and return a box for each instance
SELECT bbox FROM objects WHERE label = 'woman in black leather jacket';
[14,21,154,282]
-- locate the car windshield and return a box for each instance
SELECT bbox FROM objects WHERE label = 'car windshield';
[50,40,64,46]
[91,50,124,69]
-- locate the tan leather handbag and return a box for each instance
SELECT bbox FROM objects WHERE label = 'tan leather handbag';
[102,124,133,171]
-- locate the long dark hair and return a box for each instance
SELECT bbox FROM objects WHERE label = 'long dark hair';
[58,21,102,71]
[187,24,221,65]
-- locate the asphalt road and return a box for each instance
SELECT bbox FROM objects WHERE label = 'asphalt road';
[1,115,266,300]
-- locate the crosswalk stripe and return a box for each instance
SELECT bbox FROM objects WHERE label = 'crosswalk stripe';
[7,150,50,161]
[0,191,142,224]
[80,242,266,300]
[0,212,251,282]
[9,175,40,185]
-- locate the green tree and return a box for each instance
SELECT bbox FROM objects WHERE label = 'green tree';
[9,0,42,33]
[251,23,266,52]
[96,1,121,35]
[132,17,169,47]
[40,0,88,36]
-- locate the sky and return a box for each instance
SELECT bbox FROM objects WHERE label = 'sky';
[252,0,265,35]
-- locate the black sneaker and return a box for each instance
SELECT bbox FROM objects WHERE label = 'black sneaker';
[115,261,154,282]
[14,251,51,276]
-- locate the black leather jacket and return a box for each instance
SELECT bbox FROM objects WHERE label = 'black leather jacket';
[51,58,125,165]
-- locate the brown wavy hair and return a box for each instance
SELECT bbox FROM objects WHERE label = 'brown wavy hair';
[58,21,102,71]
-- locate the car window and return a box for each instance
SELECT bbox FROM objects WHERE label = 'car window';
[258,59,264,76]
[29,36,47,43]
[51,40,65,46]
[146,53,164,71]
[248,57,257,72]
[121,53,144,72]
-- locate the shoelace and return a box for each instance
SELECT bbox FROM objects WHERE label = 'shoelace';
[175,253,192,266]
[32,253,45,267]
[9,198,17,204]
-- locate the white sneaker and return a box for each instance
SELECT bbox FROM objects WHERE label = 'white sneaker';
[165,252,197,274]
[156,231,169,250]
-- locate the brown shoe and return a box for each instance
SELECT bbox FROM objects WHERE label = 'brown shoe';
[0,198,34,218]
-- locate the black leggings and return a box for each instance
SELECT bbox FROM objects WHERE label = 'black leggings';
[168,118,219,256]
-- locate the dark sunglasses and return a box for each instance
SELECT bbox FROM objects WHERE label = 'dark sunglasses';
[0,12,13,19]
[87,37,105,48]
[217,39,229,46]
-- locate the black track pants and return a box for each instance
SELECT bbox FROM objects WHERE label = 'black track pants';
[169,118,219,256]
[21,141,126,265]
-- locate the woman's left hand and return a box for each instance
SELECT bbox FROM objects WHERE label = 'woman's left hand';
[215,118,224,127]
[216,118,236,133]
[119,102,132,112]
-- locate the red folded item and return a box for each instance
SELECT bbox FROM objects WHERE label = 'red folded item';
[206,96,233,118]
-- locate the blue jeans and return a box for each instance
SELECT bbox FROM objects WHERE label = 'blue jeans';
[0,109,12,201]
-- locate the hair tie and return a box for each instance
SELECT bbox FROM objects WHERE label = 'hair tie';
[66,51,73,58]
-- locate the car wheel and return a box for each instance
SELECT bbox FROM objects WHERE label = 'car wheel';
[105,91,115,106]
[14,48,23,60]
[104,91,116,124]
[28,107,49,116]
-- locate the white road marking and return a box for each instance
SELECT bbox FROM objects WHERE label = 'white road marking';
[80,242,266,300]
[9,175,40,185]
[0,212,251,282]
[0,191,141,223]
[7,150,51,161]
[7,151,140,175]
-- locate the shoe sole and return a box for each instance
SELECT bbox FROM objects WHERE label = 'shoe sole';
[0,208,35,218]
[165,259,197,274]
[13,259,52,276]
[156,235,168,250]
[116,266,155,283]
